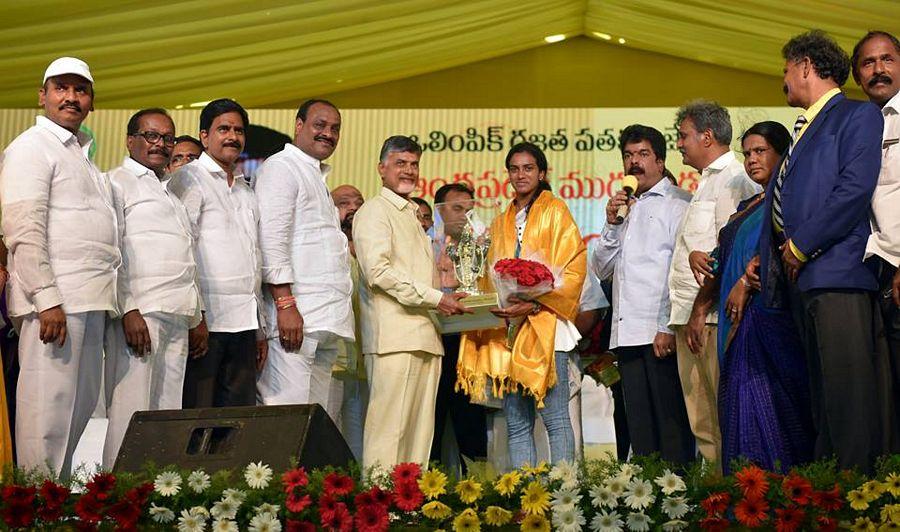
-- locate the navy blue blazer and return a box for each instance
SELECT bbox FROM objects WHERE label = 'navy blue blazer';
[760,93,883,306]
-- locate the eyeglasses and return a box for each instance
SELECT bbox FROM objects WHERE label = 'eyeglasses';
[132,131,176,146]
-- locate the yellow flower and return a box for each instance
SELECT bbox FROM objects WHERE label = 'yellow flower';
[519,513,550,532]
[484,506,512,526]
[863,481,887,503]
[495,471,522,496]
[521,462,549,477]
[850,517,876,532]
[879,520,900,531]
[520,481,550,516]
[455,478,484,504]
[849,489,871,511]
[422,501,453,520]
[881,504,900,524]
[885,473,900,498]
[419,469,449,500]
[452,508,481,532]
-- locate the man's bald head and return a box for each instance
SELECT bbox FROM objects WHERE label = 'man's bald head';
[331,184,364,237]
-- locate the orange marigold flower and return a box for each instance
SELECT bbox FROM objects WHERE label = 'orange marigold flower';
[811,483,843,512]
[734,496,770,528]
[701,492,731,517]
[735,465,770,499]
[781,475,813,506]
[774,506,805,532]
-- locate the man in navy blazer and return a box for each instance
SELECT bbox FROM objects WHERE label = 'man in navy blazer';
[759,30,887,473]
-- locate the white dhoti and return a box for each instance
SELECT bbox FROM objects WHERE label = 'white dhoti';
[257,330,340,421]
[102,312,189,468]
[16,311,106,477]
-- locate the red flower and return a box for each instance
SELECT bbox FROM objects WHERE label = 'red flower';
[124,482,153,505]
[701,492,731,516]
[816,516,838,532]
[391,462,422,486]
[811,483,843,512]
[286,520,317,532]
[283,467,309,491]
[321,502,353,532]
[735,465,770,499]
[319,494,340,521]
[2,502,36,529]
[39,480,70,508]
[323,472,355,497]
[699,516,730,532]
[370,486,392,509]
[85,472,116,495]
[734,496,770,528]
[354,490,376,508]
[287,489,313,513]
[782,475,813,505]
[355,503,389,532]
[393,480,424,512]
[38,504,65,522]
[1,485,36,505]
[774,506,806,532]
[107,499,142,529]
[74,493,104,523]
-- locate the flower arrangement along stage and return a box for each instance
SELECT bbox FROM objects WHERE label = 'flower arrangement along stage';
[1,454,900,531]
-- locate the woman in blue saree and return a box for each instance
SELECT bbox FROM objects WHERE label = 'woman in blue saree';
[690,121,814,473]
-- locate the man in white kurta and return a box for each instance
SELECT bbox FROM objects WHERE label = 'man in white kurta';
[102,109,204,467]
[255,100,354,419]
[0,58,119,476]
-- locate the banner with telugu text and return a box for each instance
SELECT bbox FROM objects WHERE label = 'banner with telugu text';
[0,107,796,240]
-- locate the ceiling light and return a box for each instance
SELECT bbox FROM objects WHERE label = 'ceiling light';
[174,104,184,110]
[544,34,566,44]
[618,37,626,44]
[592,32,612,40]
[189,100,211,108]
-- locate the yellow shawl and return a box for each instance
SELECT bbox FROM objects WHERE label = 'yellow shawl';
[456,191,586,406]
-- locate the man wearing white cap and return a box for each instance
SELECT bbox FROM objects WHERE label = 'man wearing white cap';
[0,57,119,476]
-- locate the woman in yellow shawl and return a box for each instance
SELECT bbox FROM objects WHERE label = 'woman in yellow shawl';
[457,142,586,467]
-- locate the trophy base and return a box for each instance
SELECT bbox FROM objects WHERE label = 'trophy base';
[431,292,504,334]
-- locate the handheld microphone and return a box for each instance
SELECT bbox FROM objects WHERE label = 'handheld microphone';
[615,174,639,223]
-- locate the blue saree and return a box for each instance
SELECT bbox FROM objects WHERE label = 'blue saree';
[716,196,814,473]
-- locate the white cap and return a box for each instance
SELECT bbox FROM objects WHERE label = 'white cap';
[43,57,94,84]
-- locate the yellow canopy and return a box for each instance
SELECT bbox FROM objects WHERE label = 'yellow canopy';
[0,1,894,108]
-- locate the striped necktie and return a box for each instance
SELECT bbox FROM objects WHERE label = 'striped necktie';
[772,115,808,230]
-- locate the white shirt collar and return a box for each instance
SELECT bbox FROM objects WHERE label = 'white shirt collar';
[198,151,244,181]
[704,150,736,173]
[639,177,671,198]
[284,143,332,176]
[35,115,93,150]
[122,156,157,178]
[883,91,900,116]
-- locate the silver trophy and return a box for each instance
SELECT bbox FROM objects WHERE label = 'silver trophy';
[446,211,491,295]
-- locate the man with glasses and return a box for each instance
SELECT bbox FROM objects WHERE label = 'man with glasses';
[101,109,205,467]
[0,57,117,476]
[167,135,203,173]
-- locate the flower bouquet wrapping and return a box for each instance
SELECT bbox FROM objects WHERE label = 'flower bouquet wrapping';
[490,255,559,348]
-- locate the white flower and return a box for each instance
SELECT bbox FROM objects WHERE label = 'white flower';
[249,512,282,532]
[177,509,207,532]
[189,506,210,518]
[625,512,652,532]
[254,503,280,516]
[149,503,175,524]
[222,488,247,504]
[154,471,183,497]
[211,498,239,520]
[552,506,586,532]
[623,479,654,510]
[590,484,618,509]
[661,520,688,532]
[654,470,686,495]
[551,486,582,511]
[244,461,274,489]
[212,519,239,532]
[590,510,624,532]
[605,477,627,497]
[617,463,642,480]
[662,496,689,519]
[550,460,579,485]
[188,469,212,493]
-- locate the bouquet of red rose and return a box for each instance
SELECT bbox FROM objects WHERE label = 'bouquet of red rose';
[491,256,558,348]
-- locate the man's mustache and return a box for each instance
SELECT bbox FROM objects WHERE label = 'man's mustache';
[149,148,170,157]
[60,102,81,112]
[340,214,354,233]
[783,84,789,95]
[628,165,644,175]
[222,141,242,149]
[314,135,335,146]
[869,74,893,87]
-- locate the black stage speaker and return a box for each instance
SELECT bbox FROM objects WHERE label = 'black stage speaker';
[113,404,353,473]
